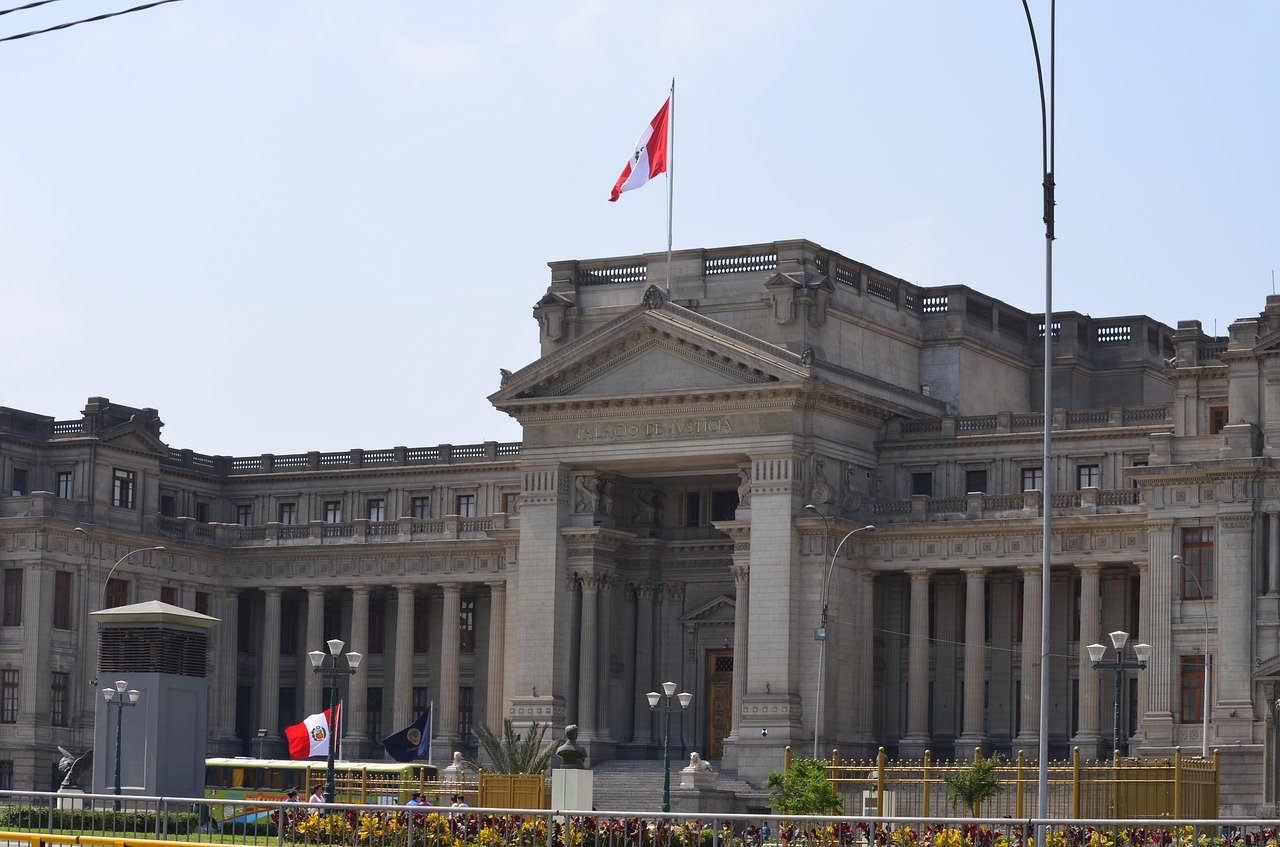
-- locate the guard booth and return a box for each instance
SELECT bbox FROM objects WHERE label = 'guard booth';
[90,601,219,799]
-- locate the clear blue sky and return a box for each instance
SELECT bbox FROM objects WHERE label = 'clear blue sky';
[3,1,1276,456]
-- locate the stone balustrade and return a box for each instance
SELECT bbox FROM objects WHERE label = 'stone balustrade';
[886,405,1172,442]
[156,512,516,546]
[869,487,1142,525]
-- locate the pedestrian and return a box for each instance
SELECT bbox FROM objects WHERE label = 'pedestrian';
[762,822,771,845]
[406,791,425,807]
[309,783,325,804]
[450,794,468,808]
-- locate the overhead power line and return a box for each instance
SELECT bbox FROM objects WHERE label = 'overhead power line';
[0,0,185,44]
[0,1,67,18]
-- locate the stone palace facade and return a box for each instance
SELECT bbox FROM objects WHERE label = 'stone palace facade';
[2,239,1279,813]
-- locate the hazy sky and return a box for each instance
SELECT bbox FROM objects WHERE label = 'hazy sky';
[3,2,1276,457]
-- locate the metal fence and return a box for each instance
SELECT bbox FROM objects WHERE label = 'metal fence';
[0,790,1264,847]
[825,747,1218,819]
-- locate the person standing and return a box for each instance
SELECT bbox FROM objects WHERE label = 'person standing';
[309,783,325,804]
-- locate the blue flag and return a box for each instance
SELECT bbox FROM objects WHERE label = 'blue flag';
[382,707,431,762]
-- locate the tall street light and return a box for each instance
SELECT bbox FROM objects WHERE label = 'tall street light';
[74,528,164,685]
[308,638,363,803]
[102,679,140,810]
[1173,554,1212,758]
[1087,630,1151,757]
[804,505,874,759]
[646,681,690,813]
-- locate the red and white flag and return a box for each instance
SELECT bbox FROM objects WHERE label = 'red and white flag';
[609,98,670,202]
[285,704,339,760]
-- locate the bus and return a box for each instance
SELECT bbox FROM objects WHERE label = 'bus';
[205,758,441,827]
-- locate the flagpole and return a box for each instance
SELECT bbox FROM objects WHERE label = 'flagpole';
[427,700,435,765]
[665,77,674,292]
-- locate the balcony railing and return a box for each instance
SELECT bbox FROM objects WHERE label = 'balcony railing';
[156,513,517,546]
[869,488,1142,524]
[887,405,1172,442]
[161,441,522,476]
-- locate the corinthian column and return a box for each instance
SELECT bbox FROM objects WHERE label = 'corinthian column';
[577,574,600,737]
[485,582,507,728]
[215,589,239,743]
[347,586,370,747]
[632,582,658,745]
[438,583,462,746]
[1073,564,1103,754]
[260,587,282,733]
[392,584,415,731]
[729,564,750,743]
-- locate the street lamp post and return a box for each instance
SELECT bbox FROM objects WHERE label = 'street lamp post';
[101,679,140,810]
[74,528,164,686]
[646,681,691,813]
[308,638,363,804]
[1173,554,1212,758]
[804,505,874,759]
[1087,630,1151,757]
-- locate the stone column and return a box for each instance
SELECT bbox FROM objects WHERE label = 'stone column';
[260,587,282,733]
[1073,563,1104,754]
[347,586,370,747]
[577,574,600,736]
[485,581,507,727]
[216,589,240,741]
[632,581,658,745]
[850,569,876,750]
[620,583,638,743]
[438,583,462,746]
[1216,514,1256,740]
[900,569,932,756]
[1142,521,1175,746]
[304,587,325,711]
[597,576,616,740]
[1270,513,1280,595]
[20,567,51,725]
[1014,565,1042,754]
[729,564,750,744]
[957,567,988,751]
[392,584,415,731]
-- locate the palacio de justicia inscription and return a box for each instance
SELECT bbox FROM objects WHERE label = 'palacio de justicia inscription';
[3,238,1279,814]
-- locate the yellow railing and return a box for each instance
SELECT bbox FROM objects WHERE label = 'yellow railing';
[823,746,1218,819]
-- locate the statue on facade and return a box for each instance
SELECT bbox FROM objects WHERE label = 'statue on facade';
[632,488,664,527]
[555,724,587,769]
[57,746,93,791]
[574,475,599,515]
[737,469,751,509]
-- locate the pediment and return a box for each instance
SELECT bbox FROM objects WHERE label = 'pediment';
[680,594,735,625]
[492,296,809,405]
[98,421,169,455]
[1254,653,1280,679]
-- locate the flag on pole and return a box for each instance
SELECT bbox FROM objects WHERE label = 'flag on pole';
[609,98,670,202]
[381,706,432,762]
[284,704,340,760]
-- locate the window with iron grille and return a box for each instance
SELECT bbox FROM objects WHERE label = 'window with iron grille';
[413,595,429,653]
[1209,405,1228,435]
[1182,527,1214,599]
[911,472,934,497]
[53,572,72,630]
[1180,655,1207,723]
[410,496,431,519]
[367,687,383,738]
[459,596,476,653]
[51,671,68,727]
[1,671,18,723]
[458,687,473,744]
[56,471,72,500]
[3,570,22,626]
[112,469,136,509]
[500,492,519,514]
[195,501,210,523]
[104,578,129,609]
[159,494,176,517]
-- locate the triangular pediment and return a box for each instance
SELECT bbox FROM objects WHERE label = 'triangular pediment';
[680,594,735,625]
[491,294,809,406]
[98,421,169,455]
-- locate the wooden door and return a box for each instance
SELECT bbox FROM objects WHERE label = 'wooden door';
[705,649,734,761]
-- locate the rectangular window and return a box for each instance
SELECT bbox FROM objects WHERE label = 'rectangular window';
[1182,527,1215,599]
[368,599,385,655]
[454,495,476,518]
[112,469,136,509]
[159,494,176,517]
[195,501,211,523]
[458,686,474,745]
[684,491,703,526]
[367,687,383,739]
[194,592,210,616]
[1021,467,1044,491]
[710,490,739,522]
[236,505,252,526]
[51,671,68,727]
[1180,655,1207,722]
[1209,405,1228,435]
[53,572,72,630]
[500,492,518,514]
[410,496,431,519]
[0,761,12,790]
[412,686,430,716]
[911,472,934,497]
[277,502,297,525]
[413,595,429,653]
[10,468,28,496]
[460,596,476,653]
[2,570,22,626]
[1077,464,1101,489]
[964,469,988,494]
[366,499,386,522]
[104,578,129,609]
[56,471,72,500]
[161,586,177,605]
[1,671,18,723]
[324,501,343,524]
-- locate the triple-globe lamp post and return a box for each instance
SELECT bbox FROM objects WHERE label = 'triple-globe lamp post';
[646,682,691,813]
[308,639,363,803]
[102,680,141,810]
[1087,630,1151,757]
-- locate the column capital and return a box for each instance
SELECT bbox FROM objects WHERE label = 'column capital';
[1076,562,1103,576]
[263,586,284,598]
[395,583,415,595]
[1017,563,1043,577]
[307,585,326,598]
[486,580,507,594]
[907,568,931,583]
[633,580,660,601]
[961,566,988,579]
[440,582,462,595]
[351,585,371,597]
[730,564,750,586]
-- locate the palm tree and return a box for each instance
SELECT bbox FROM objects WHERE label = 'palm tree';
[943,751,1003,817]
[470,719,556,774]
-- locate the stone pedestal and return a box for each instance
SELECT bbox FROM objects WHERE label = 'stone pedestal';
[551,769,593,813]
[56,789,85,810]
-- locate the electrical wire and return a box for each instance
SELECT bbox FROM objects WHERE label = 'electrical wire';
[0,0,185,44]
[0,0,67,18]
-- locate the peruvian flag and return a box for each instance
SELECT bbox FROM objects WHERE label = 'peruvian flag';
[609,98,670,202]
[284,704,339,760]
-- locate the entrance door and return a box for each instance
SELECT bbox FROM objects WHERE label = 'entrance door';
[705,649,733,761]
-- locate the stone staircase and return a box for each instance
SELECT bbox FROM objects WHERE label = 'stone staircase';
[587,760,770,814]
